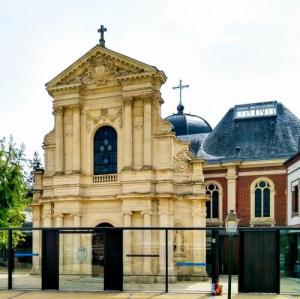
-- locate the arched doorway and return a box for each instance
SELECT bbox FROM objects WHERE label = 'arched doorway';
[92,222,113,277]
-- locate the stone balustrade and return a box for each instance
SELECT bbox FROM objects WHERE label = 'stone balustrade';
[92,174,118,183]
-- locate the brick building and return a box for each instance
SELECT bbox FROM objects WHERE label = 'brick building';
[166,101,300,227]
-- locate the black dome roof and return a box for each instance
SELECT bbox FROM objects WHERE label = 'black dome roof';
[165,103,212,136]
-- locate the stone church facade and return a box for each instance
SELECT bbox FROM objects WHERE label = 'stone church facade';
[32,44,208,278]
[32,34,300,278]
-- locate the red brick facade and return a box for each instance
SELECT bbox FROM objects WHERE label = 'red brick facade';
[204,166,287,226]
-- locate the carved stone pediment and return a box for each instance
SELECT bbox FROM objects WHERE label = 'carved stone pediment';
[46,46,166,93]
[55,52,142,87]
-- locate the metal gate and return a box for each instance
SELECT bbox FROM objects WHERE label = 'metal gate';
[41,228,123,291]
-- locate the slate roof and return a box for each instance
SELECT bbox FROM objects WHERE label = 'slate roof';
[201,102,300,163]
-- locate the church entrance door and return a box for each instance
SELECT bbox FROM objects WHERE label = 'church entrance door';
[92,223,112,277]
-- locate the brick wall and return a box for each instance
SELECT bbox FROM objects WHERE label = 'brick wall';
[236,174,287,226]
[204,170,287,226]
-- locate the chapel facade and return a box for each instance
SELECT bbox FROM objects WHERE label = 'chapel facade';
[32,43,208,278]
[32,30,300,278]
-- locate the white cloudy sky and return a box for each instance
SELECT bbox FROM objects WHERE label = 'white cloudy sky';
[1,0,300,160]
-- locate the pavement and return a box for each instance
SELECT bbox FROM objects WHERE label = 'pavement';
[0,290,300,299]
[0,291,299,299]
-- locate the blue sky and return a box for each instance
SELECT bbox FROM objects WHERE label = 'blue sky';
[1,0,300,159]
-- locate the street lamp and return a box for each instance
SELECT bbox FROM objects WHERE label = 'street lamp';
[225,210,239,299]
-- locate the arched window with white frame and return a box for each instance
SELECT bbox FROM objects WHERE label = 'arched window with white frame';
[250,177,275,226]
[206,181,223,223]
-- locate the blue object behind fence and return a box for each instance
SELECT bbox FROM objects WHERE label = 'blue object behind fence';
[176,262,206,267]
[15,253,39,257]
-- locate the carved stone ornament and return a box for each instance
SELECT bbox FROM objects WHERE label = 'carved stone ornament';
[158,119,172,134]
[44,129,55,146]
[174,149,193,162]
[87,107,122,132]
[174,149,192,173]
[56,52,143,87]
[175,161,189,172]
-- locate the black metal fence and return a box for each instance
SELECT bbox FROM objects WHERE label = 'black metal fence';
[0,226,299,294]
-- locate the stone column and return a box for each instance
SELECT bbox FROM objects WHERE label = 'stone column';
[32,206,41,273]
[123,97,133,170]
[54,214,64,271]
[143,212,152,275]
[191,199,207,280]
[143,97,152,169]
[42,215,52,227]
[72,104,81,173]
[123,212,132,275]
[54,106,64,174]
[159,211,168,277]
[226,166,237,213]
[73,214,81,274]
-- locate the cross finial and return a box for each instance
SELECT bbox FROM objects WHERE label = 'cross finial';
[173,79,189,114]
[97,25,107,47]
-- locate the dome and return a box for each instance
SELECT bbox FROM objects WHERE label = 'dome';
[165,102,212,136]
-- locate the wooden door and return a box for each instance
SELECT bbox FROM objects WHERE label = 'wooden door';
[239,230,279,293]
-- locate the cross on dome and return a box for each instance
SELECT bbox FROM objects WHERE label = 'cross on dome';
[173,79,189,114]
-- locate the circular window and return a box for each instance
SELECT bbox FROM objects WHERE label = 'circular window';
[107,145,112,151]
[100,146,104,152]
[104,139,109,145]
[259,181,266,188]
[103,158,109,165]
[208,184,215,191]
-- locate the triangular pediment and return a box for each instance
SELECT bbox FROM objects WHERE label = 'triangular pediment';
[46,45,166,92]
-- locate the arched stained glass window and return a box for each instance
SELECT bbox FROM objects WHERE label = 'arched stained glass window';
[254,181,271,218]
[206,184,219,219]
[94,126,117,175]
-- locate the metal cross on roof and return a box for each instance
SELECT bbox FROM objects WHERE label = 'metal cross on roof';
[97,25,107,47]
[173,80,189,114]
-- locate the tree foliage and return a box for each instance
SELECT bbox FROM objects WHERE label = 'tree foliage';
[0,137,31,247]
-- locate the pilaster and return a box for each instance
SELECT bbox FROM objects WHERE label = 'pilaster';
[142,212,152,275]
[143,96,152,169]
[54,214,64,270]
[123,97,133,170]
[123,212,132,274]
[71,104,81,173]
[54,106,64,174]
[72,213,82,273]
[226,165,238,213]
[191,199,207,279]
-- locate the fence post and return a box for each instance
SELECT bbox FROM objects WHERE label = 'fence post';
[8,229,13,289]
[165,229,168,293]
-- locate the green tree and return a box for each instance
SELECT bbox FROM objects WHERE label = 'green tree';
[0,136,30,247]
